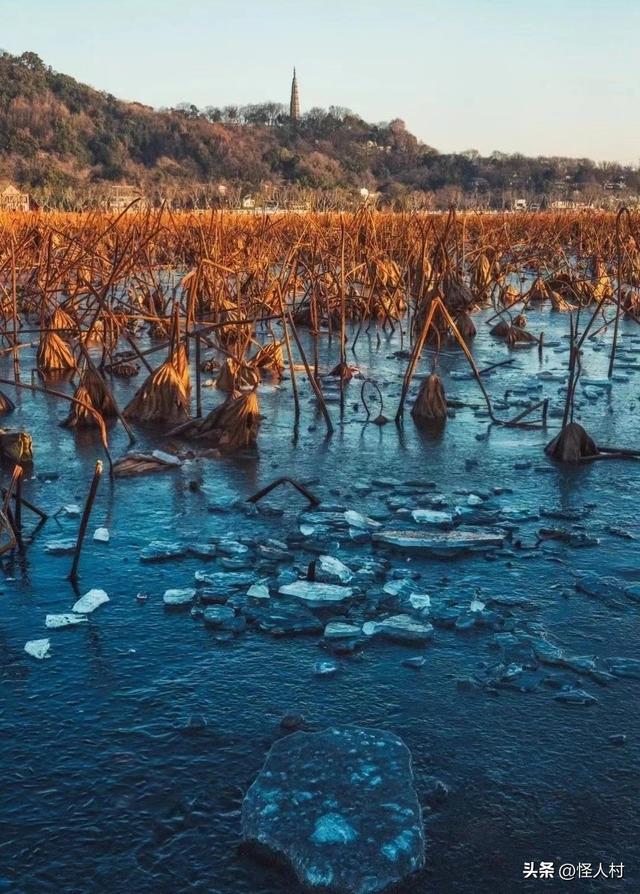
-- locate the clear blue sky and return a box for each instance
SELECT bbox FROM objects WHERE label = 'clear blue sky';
[1,0,639,164]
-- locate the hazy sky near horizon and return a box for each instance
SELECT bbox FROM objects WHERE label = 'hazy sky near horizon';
[2,0,639,164]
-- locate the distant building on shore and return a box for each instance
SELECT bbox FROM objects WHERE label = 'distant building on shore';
[105,184,146,212]
[0,182,30,211]
[290,68,300,122]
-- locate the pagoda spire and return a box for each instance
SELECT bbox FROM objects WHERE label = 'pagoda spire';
[289,67,300,122]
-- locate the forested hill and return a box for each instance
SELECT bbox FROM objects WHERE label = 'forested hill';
[1,49,638,208]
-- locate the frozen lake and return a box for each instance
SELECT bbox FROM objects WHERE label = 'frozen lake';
[1,304,639,893]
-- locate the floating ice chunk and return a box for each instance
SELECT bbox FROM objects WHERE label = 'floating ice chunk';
[316,555,353,585]
[217,540,249,557]
[469,597,486,613]
[344,509,381,530]
[314,660,338,676]
[247,583,270,600]
[93,527,110,543]
[409,593,431,611]
[203,605,237,629]
[467,494,482,506]
[554,688,598,706]
[383,580,407,597]
[45,539,76,555]
[25,638,50,659]
[299,524,315,537]
[140,541,186,562]
[72,588,109,614]
[371,615,434,643]
[323,621,361,640]
[45,613,88,629]
[411,509,452,526]
[607,657,640,679]
[402,656,426,669]
[373,529,504,553]
[185,543,216,560]
[151,449,182,466]
[349,527,370,543]
[279,580,354,607]
[241,726,424,892]
[63,504,81,516]
[195,570,254,587]
[537,370,566,382]
[163,587,196,606]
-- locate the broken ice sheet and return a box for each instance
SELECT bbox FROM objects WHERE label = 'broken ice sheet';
[45,614,88,629]
[63,504,81,516]
[314,660,338,676]
[163,588,196,606]
[279,580,354,608]
[151,449,182,466]
[140,541,186,562]
[45,539,77,555]
[343,509,381,530]
[315,555,353,584]
[409,593,431,611]
[411,509,453,526]
[247,583,270,600]
[25,639,51,659]
[72,589,109,614]
[554,688,598,706]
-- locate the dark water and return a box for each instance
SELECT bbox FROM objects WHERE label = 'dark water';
[1,306,640,893]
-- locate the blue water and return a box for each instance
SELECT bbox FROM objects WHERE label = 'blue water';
[1,306,639,893]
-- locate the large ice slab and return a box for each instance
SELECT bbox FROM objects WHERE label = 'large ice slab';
[242,727,425,894]
[373,528,504,554]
